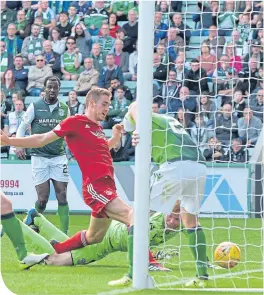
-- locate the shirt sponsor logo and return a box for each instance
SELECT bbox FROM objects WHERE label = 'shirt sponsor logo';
[90,131,106,139]
[39,119,61,124]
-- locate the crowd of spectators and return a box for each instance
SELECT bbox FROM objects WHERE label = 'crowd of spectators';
[1,0,263,163]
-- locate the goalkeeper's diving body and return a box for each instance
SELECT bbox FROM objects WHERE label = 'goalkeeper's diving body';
[18,208,180,267]
[123,102,208,288]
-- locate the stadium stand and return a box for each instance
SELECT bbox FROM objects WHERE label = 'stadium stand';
[1,0,263,162]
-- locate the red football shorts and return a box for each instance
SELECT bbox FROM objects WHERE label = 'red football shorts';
[82,176,118,218]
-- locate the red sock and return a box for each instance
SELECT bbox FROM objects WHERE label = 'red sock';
[149,250,158,264]
[53,230,88,254]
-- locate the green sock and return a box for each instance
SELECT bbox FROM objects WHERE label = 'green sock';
[127,226,134,278]
[34,214,69,242]
[1,212,27,261]
[187,227,208,279]
[19,220,54,254]
[35,201,45,214]
[58,202,69,235]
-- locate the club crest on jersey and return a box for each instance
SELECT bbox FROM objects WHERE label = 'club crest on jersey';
[90,131,106,139]
[105,190,113,196]
[58,108,65,117]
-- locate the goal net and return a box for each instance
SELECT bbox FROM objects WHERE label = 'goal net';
[137,0,264,292]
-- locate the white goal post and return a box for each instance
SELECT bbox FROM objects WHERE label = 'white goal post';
[133,0,155,290]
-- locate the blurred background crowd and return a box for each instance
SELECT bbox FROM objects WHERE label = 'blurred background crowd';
[1,0,263,163]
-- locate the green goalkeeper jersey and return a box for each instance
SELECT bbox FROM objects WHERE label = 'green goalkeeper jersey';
[152,113,205,165]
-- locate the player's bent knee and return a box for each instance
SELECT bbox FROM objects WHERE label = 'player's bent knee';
[36,200,48,211]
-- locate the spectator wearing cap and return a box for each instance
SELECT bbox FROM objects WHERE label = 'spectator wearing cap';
[238,107,262,147]
[154,12,168,47]
[109,78,133,101]
[163,28,184,62]
[214,102,238,147]
[68,5,81,27]
[171,13,191,46]
[98,53,124,89]
[61,37,82,81]
[197,41,217,77]
[1,0,16,37]
[223,30,249,60]
[112,39,129,77]
[250,89,264,122]
[2,23,23,57]
[13,55,28,93]
[71,23,91,60]
[108,13,121,38]
[122,9,138,52]
[74,58,99,96]
[57,12,73,39]
[43,40,61,78]
[26,54,52,96]
[0,41,13,78]
[205,25,225,58]
[84,1,109,36]
[50,27,66,55]
[34,0,56,30]
[212,55,235,102]
[89,43,106,72]
[192,0,219,36]
[112,1,130,21]
[92,24,115,56]
[21,24,44,65]
[184,59,209,95]
[223,138,248,163]
[243,40,263,69]
[15,9,31,40]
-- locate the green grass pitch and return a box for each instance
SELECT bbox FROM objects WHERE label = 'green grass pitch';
[1,215,263,295]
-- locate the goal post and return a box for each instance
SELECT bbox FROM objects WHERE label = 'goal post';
[132,0,155,290]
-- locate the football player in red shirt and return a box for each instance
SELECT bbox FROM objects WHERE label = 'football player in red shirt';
[0,87,161,286]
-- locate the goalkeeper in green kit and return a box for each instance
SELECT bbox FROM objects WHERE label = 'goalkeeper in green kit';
[10,207,180,268]
[123,102,209,288]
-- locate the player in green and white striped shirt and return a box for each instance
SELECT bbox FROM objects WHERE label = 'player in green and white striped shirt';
[122,102,208,288]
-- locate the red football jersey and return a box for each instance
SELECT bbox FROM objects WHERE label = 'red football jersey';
[53,115,114,183]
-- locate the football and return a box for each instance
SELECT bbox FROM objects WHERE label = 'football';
[214,242,241,269]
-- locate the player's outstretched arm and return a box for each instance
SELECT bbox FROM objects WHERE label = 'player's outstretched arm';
[0,130,60,149]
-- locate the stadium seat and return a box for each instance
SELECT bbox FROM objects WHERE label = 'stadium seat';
[124,81,137,92]
[59,81,77,94]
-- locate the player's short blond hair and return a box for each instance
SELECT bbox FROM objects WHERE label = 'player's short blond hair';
[85,88,112,106]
